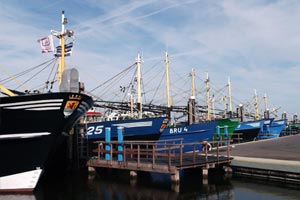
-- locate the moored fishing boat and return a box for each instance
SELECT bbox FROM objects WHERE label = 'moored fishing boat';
[233,119,265,141]
[0,11,93,193]
[83,54,169,142]
[158,120,218,152]
[213,118,239,142]
[85,116,168,141]
[257,119,287,139]
[83,53,217,152]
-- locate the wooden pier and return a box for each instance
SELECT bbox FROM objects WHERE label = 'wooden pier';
[87,139,232,182]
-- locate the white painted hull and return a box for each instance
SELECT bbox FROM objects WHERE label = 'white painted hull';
[0,169,42,193]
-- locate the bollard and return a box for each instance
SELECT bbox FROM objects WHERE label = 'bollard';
[117,127,124,161]
[216,125,220,141]
[224,125,228,145]
[105,127,111,161]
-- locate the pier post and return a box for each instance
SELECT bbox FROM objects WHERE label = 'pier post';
[224,125,228,145]
[171,183,180,193]
[171,170,180,183]
[88,167,95,172]
[105,127,111,161]
[216,126,220,142]
[202,167,209,184]
[130,170,137,178]
[223,165,233,179]
[117,127,124,161]
[202,168,209,185]
[202,168,209,178]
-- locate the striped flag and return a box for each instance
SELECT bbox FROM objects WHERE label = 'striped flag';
[54,42,73,57]
[37,35,54,53]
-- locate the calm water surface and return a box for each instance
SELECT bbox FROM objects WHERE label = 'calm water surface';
[1,169,300,200]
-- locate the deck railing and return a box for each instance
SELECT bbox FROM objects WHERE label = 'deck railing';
[92,139,231,170]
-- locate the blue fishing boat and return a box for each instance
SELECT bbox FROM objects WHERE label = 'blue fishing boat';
[257,119,287,139]
[84,54,168,142]
[85,117,168,141]
[84,54,217,152]
[158,120,219,152]
[234,119,265,141]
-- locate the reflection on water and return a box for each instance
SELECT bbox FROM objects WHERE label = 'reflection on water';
[0,195,36,200]
[1,168,300,200]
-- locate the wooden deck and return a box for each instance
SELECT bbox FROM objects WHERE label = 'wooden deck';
[87,139,232,182]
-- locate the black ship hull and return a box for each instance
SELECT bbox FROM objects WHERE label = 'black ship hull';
[0,92,93,193]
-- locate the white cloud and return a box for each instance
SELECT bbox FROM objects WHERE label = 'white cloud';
[0,0,300,117]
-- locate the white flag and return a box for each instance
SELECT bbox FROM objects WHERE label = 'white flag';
[38,35,54,53]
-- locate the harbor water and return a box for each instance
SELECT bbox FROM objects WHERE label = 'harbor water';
[1,168,300,200]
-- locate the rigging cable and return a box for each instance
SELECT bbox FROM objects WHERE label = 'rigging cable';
[89,62,136,93]
[15,58,58,91]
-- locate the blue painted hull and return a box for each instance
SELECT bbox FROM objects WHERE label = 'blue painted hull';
[257,119,287,139]
[84,117,167,141]
[158,121,219,152]
[234,120,265,141]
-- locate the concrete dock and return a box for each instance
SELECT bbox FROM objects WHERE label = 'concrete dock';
[223,134,300,182]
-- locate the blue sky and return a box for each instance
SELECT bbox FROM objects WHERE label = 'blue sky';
[0,0,300,119]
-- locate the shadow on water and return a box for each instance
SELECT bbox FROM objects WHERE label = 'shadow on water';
[1,168,300,200]
[32,168,234,200]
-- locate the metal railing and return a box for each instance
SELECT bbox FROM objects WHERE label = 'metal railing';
[92,139,232,171]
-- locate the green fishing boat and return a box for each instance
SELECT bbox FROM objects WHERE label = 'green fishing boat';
[213,118,239,142]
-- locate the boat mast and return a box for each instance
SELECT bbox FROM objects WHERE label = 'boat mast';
[263,93,268,111]
[263,93,269,119]
[136,54,143,119]
[205,72,211,120]
[51,11,74,90]
[58,11,66,86]
[228,77,233,118]
[130,94,134,118]
[188,68,196,124]
[165,52,171,117]
[191,68,195,97]
[254,89,259,120]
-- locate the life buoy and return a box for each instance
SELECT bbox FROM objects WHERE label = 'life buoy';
[202,141,212,152]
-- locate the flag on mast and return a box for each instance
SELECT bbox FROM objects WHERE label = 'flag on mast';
[37,35,54,53]
[54,42,73,57]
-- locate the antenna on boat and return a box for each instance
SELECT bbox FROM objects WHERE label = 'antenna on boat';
[228,77,233,118]
[263,93,270,119]
[51,11,74,90]
[254,89,260,120]
[263,93,268,111]
[205,72,211,120]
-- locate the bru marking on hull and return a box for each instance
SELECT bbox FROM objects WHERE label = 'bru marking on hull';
[169,127,188,134]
